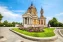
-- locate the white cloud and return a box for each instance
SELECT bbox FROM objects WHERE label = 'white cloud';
[12,10,25,13]
[46,12,63,24]
[59,20,63,23]
[55,12,63,23]
[55,12,63,17]
[0,6,22,22]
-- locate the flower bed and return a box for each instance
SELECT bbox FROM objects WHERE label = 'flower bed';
[12,28,55,37]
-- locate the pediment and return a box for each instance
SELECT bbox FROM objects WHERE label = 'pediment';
[22,13,32,17]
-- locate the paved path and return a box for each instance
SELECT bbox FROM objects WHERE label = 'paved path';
[54,28,63,42]
[60,29,63,34]
[0,27,37,42]
[0,27,63,42]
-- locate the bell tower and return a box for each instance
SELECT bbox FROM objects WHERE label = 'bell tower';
[40,8,44,18]
[39,7,46,27]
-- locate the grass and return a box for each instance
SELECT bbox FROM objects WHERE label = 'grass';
[12,28,55,37]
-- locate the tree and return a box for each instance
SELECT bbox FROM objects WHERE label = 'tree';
[0,14,3,27]
[3,20,8,27]
[58,22,63,27]
[0,23,3,27]
[7,23,13,27]
[15,22,21,24]
[0,14,3,23]
[48,17,58,27]
[12,22,22,27]
[48,17,63,27]
[12,22,16,27]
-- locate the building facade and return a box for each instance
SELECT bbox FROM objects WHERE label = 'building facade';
[22,3,46,28]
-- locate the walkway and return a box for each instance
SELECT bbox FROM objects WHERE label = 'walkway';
[0,27,63,42]
[0,27,37,42]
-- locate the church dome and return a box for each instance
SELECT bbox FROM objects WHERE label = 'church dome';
[27,3,37,15]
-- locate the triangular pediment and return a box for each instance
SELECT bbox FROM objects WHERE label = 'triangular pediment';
[22,13,32,18]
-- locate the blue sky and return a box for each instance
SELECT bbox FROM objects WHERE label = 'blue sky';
[0,0,63,24]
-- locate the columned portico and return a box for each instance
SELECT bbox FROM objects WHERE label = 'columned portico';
[22,3,46,27]
[29,18,30,24]
[27,17,28,24]
[23,17,32,25]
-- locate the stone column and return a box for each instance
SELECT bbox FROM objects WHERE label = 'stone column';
[43,19,44,25]
[39,20,41,25]
[28,18,29,24]
[30,18,32,24]
[44,19,45,25]
[27,17,28,24]
[30,18,31,25]
[40,20,41,25]
[30,18,31,24]
[23,18,25,24]
[23,18,24,25]
[29,18,30,25]
[44,19,46,26]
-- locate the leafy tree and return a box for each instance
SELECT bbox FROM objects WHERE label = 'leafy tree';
[58,22,63,27]
[12,22,16,27]
[0,23,4,27]
[12,22,22,27]
[3,20,8,27]
[48,17,63,27]
[20,23,22,25]
[48,17,58,27]
[15,22,21,24]
[0,14,3,23]
[7,23,13,27]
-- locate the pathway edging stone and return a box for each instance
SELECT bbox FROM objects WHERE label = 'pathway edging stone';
[10,29,58,42]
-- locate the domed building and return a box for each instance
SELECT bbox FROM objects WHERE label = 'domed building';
[22,3,46,28]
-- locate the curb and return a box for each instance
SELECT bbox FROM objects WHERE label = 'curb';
[10,29,58,41]
[59,29,63,37]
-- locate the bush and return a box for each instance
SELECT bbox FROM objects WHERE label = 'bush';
[0,23,4,27]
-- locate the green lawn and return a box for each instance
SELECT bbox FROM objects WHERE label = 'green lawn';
[12,28,55,37]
